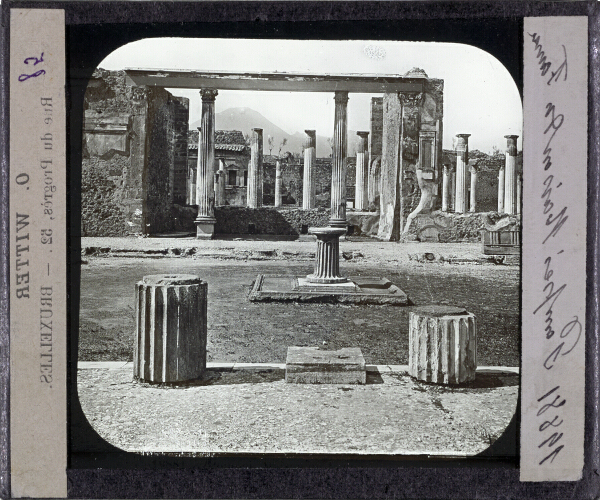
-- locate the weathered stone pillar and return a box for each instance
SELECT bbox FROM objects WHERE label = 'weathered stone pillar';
[498,165,505,213]
[408,305,477,385]
[306,227,348,283]
[355,131,369,211]
[504,135,519,215]
[274,160,282,207]
[134,275,207,383]
[216,159,226,206]
[516,173,522,215]
[441,165,450,212]
[454,134,470,214]
[450,167,456,212]
[247,128,263,208]
[469,163,478,213]
[302,130,316,209]
[195,89,218,239]
[330,91,349,228]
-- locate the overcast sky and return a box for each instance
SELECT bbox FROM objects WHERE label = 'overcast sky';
[100,38,522,153]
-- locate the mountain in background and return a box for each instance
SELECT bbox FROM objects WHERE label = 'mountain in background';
[190,107,361,158]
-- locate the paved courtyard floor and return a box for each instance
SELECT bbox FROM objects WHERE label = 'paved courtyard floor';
[78,363,518,457]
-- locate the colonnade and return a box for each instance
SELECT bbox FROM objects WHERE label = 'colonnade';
[194,89,353,238]
[440,133,521,215]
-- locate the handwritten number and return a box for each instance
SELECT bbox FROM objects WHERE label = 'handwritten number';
[537,394,566,416]
[539,445,564,465]
[19,53,45,82]
[539,415,563,432]
[24,53,44,66]
[19,70,46,82]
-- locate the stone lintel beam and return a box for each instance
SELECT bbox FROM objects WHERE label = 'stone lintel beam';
[125,69,425,93]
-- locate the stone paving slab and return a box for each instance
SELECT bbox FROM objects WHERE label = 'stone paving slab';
[77,365,518,456]
[285,347,366,384]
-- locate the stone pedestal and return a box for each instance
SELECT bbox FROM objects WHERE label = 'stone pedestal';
[306,227,348,284]
[408,305,477,385]
[302,130,316,209]
[195,89,218,239]
[454,134,470,214]
[330,91,349,228]
[504,135,519,215]
[355,131,369,211]
[248,128,263,208]
[134,275,207,383]
[285,347,366,384]
[498,165,505,213]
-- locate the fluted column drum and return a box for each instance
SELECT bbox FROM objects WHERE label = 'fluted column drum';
[134,274,207,383]
[408,305,477,385]
[306,227,348,284]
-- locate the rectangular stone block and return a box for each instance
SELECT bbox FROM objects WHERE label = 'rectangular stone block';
[285,347,366,384]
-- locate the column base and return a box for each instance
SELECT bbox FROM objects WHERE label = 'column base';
[328,218,347,229]
[195,217,216,240]
[305,274,349,284]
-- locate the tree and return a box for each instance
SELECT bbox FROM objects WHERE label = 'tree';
[277,138,288,157]
[267,135,275,155]
[326,137,334,157]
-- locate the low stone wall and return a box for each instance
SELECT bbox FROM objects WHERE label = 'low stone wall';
[403,211,520,243]
[214,207,331,235]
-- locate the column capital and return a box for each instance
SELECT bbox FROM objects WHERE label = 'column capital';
[455,134,470,151]
[334,91,349,104]
[357,130,370,139]
[505,135,519,156]
[200,89,218,102]
[304,130,316,149]
[398,92,423,105]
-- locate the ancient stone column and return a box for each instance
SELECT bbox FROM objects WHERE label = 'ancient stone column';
[516,173,522,215]
[355,131,369,211]
[498,165,505,213]
[454,134,470,214]
[216,159,226,206]
[134,275,207,383]
[274,160,282,207]
[408,305,477,385]
[303,130,316,209]
[330,91,349,228]
[306,227,348,283]
[195,89,218,239]
[469,163,478,213]
[504,135,519,215]
[247,128,263,208]
[441,165,450,212]
[450,167,456,212]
